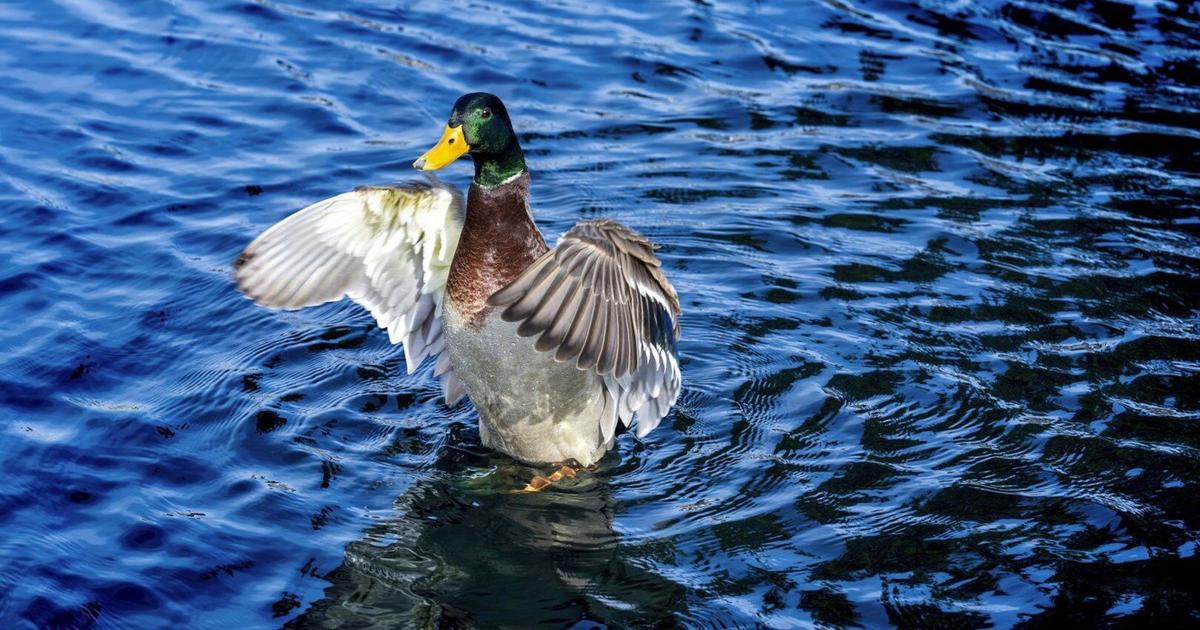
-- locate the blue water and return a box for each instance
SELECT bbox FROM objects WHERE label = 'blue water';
[2,0,1199,627]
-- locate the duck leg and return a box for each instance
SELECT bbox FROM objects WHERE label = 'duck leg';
[521,463,579,492]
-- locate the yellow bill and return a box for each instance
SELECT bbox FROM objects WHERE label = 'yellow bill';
[413,124,468,171]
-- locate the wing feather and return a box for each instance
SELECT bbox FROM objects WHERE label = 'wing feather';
[487,219,681,443]
[537,277,583,352]
[556,290,595,363]
[235,176,468,405]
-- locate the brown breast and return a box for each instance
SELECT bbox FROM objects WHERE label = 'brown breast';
[447,171,549,327]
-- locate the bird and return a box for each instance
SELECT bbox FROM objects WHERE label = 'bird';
[234,93,680,490]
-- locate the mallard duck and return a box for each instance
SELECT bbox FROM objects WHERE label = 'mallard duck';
[234,93,680,486]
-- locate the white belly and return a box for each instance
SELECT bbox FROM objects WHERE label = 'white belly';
[443,303,611,465]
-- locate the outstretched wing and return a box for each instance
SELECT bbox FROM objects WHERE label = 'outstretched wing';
[488,218,681,441]
[234,177,467,405]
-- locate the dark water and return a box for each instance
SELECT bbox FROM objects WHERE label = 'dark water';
[2,0,1199,627]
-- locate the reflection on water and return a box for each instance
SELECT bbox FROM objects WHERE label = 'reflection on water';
[1,0,1198,627]
[290,434,684,628]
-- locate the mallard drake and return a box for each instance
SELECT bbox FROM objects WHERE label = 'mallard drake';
[234,93,681,484]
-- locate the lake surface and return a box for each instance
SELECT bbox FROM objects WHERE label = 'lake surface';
[2,0,1199,627]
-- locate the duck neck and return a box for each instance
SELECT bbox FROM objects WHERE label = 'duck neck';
[472,144,527,188]
[447,170,548,324]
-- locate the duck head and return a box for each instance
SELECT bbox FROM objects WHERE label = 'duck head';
[413,92,526,187]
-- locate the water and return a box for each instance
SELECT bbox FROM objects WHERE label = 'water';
[1,0,1198,627]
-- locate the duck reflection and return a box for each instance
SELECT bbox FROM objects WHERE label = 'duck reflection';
[287,427,684,628]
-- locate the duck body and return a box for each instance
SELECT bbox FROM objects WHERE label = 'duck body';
[444,302,610,465]
[235,93,680,468]
[442,172,610,465]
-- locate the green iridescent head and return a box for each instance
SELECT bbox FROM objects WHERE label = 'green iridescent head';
[413,92,526,188]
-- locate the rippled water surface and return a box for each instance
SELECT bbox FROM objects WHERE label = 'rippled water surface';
[3,0,1199,627]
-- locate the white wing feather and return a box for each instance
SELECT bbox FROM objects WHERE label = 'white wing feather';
[234,177,467,405]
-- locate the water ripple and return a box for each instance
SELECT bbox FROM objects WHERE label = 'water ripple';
[2,0,1199,627]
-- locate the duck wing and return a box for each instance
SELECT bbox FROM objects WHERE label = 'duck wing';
[234,176,468,405]
[488,219,681,441]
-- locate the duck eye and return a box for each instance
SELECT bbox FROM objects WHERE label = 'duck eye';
[480,108,492,120]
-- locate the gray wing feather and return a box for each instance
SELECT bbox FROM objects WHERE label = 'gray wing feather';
[488,218,681,442]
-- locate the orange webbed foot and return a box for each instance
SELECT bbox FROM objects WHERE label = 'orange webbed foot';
[520,464,579,492]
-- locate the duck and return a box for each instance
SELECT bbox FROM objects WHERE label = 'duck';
[234,93,681,489]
